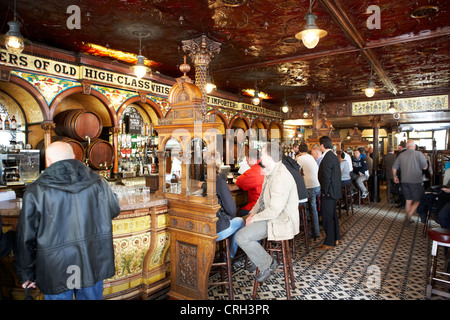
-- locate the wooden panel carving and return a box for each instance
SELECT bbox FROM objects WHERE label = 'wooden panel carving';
[176,241,198,289]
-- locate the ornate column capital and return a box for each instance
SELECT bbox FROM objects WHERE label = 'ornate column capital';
[369,115,383,128]
[41,121,56,131]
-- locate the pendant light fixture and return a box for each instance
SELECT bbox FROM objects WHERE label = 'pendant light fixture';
[1,0,30,54]
[388,100,397,113]
[295,0,327,49]
[252,81,261,105]
[281,88,290,113]
[130,33,150,79]
[363,64,377,98]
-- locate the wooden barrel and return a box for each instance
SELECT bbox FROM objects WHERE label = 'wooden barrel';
[84,139,114,170]
[54,109,102,141]
[37,136,86,170]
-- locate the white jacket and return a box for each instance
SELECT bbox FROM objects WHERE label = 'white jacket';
[252,162,300,241]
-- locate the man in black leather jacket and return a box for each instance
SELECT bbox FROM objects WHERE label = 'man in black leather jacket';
[15,142,120,300]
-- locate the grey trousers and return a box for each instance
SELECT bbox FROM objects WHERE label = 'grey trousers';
[355,175,368,193]
[235,220,273,271]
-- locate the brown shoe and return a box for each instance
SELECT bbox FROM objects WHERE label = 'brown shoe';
[335,240,342,246]
[317,244,334,250]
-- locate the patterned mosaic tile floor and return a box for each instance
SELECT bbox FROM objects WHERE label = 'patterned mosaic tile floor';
[208,199,449,300]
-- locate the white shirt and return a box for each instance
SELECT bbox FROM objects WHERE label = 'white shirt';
[343,152,353,172]
[296,153,320,189]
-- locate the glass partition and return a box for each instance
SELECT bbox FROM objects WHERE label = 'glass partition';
[164,138,182,194]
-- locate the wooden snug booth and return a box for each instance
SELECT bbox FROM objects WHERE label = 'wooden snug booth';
[153,69,221,300]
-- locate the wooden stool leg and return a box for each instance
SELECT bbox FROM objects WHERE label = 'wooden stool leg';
[302,206,310,253]
[224,238,234,300]
[344,186,349,216]
[281,240,291,300]
[252,268,260,300]
[284,240,296,290]
[349,186,354,215]
[427,241,438,299]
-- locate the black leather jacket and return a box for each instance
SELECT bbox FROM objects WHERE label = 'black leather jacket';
[15,159,120,294]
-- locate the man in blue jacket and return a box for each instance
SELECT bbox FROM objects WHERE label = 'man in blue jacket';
[15,142,120,300]
[352,147,369,199]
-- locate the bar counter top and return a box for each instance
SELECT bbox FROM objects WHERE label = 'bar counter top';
[0,196,168,218]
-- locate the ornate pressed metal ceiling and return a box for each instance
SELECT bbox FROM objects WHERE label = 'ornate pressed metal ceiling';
[0,0,449,128]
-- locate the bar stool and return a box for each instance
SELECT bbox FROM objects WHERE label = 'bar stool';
[426,228,450,299]
[355,180,371,206]
[422,209,431,238]
[208,237,234,299]
[295,202,310,255]
[252,238,296,300]
[338,184,353,218]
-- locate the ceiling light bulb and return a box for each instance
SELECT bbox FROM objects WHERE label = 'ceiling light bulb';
[295,12,327,50]
[252,90,260,105]
[302,107,309,118]
[5,35,24,54]
[301,29,320,49]
[281,105,289,113]
[5,21,25,54]
[130,55,150,79]
[364,88,375,98]
[388,101,397,113]
[363,79,376,98]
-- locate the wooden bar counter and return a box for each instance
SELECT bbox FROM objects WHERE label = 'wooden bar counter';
[0,189,171,300]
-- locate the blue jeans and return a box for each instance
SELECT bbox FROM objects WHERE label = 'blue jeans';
[307,187,321,238]
[217,217,245,258]
[45,280,103,300]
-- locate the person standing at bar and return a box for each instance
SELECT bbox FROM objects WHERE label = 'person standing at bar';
[296,142,321,238]
[382,145,397,202]
[392,139,428,224]
[317,136,342,250]
[15,142,120,300]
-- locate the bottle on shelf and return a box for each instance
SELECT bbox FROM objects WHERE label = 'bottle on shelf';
[11,116,17,130]
[4,117,10,130]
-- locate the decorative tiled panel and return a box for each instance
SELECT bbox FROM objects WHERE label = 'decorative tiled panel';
[352,95,448,115]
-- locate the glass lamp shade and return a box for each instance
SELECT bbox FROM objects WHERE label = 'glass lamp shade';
[302,107,309,118]
[5,35,24,54]
[388,101,397,113]
[130,55,150,79]
[252,90,260,105]
[364,88,375,98]
[301,29,321,49]
[295,12,327,49]
[363,79,376,98]
[281,105,289,113]
[5,21,25,54]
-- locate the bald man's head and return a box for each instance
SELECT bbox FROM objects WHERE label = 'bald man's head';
[46,142,75,166]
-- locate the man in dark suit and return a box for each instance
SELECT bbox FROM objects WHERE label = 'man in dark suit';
[382,145,397,203]
[317,136,342,250]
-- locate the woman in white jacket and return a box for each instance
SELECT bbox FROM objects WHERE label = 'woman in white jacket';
[235,142,299,282]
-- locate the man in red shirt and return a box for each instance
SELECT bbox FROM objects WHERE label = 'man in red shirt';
[236,154,265,217]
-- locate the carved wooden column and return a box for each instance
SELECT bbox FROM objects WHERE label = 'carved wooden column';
[41,121,56,168]
[153,62,221,300]
[370,115,383,202]
[182,35,221,115]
